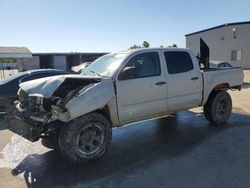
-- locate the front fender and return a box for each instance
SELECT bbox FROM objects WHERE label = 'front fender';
[57,78,116,122]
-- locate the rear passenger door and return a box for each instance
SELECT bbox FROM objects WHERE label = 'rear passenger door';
[164,51,202,111]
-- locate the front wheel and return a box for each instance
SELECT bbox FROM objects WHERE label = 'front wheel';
[203,91,232,125]
[58,112,112,164]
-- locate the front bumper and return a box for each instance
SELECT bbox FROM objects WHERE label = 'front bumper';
[6,111,42,142]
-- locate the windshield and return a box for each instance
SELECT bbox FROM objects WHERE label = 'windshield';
[83,53,127,77]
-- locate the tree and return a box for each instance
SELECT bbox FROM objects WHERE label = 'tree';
[167,44,178,48]
[143,41,150,48]
[129,41,150,50]
[129,45,141,49]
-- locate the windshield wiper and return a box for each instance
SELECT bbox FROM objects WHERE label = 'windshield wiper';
[90,70,103,78]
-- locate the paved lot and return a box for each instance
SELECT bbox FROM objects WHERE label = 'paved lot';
[0,69,18,79]
[0,71,250,188]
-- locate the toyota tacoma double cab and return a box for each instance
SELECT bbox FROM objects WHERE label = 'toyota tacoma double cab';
[7,39,244,164]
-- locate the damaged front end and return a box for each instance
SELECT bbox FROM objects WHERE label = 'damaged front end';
[6,75,103,142]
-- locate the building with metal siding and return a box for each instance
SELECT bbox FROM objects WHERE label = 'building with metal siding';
[0,46,108,74]
[185,21,250,69]
[0,47,35,72]
[32,52,108,71]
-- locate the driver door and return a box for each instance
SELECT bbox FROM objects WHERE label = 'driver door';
[115,52,167,124]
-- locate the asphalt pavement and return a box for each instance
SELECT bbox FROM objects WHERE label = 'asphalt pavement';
[1,109,250,188]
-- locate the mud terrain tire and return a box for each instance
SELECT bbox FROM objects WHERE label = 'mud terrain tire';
[58,112,112,164]
[204,91,232,125]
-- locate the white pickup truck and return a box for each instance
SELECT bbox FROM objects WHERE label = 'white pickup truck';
[7,41,243,164]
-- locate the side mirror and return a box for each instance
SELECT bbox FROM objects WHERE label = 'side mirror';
[119,66,137,80]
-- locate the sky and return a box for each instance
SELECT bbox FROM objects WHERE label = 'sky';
[0,0,250,53]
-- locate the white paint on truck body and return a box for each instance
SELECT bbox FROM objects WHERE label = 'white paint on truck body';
[201,68,244,105]
[17,48,244,127]
[19,74,100,98]
[59,78,116,122]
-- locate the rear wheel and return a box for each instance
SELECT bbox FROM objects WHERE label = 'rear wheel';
[58,112,112,164]
[204,91,232,125]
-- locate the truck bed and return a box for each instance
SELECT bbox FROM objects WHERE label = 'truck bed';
[201,67,244,105]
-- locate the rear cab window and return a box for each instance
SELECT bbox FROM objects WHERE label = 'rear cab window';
[164,51,194,74]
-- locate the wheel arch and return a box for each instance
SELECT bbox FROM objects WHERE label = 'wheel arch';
[202,83,235,106]
[95,106,111,121]
[213,83,230,90]
[203,90,232,125]
[93,99,120,127]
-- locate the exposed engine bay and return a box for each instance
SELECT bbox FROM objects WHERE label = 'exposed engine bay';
[17,75,102,124]
[6,75,109,141]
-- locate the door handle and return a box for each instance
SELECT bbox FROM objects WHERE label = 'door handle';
[191,77,199,81]
[155,82,166,86]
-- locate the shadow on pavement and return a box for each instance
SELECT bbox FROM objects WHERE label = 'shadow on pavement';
[242,82,250,89]
[9,112,250,188]
[0,116,6,131]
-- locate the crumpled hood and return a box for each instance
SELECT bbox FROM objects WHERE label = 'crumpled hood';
[19,74,101,98]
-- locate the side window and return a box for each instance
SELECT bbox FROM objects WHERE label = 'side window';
[164,51,194,74]
[218,63,224,68]
[119,52,161,80]
[217,63,224,67]
[225,63,232,67]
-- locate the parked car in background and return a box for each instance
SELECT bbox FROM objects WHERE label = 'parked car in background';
[71,62,92,74]
[210,61,233,68]
[0,69,69,112]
